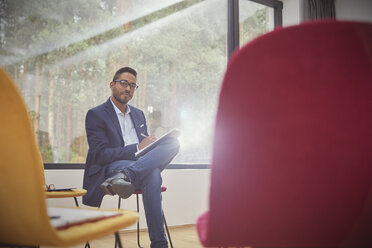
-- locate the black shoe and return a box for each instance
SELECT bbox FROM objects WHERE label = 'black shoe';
[101,172,134,199]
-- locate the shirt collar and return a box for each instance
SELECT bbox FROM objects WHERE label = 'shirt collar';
[110,97,131,115]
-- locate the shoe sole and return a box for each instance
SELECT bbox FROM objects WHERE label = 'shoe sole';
[101,182,116,195]
[112,183,135,199]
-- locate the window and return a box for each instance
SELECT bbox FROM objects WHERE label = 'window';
[239,0,275,47]
[0,0,227,164]
[0,0,281,165]
[228,0,282,57]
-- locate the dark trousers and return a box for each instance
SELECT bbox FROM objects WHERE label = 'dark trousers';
[108,137,179,248]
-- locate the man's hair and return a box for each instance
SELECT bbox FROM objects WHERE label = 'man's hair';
[112,67,137,81]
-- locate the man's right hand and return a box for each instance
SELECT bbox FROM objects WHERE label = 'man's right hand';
[138,134,157,150]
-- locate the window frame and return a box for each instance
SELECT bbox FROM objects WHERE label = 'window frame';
[227,0,283,58]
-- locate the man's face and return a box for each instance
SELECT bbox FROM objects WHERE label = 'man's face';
[110,72,137,104]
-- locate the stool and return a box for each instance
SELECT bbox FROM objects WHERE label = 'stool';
[45,188,87,207]
[118,186,173,248]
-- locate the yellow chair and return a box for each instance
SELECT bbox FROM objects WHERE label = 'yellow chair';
[0,68,138,247]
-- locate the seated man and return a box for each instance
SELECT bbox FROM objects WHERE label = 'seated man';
[82,66,179,248]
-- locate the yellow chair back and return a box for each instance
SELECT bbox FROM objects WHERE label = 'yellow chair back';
[0,68,60,245]
[0,68,138,247]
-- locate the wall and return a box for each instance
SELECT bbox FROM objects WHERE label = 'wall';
[335,0,372,23]
[45,169,210,230]
[279,0,363,27]
[281,0,372,28]
[281,0,302,27]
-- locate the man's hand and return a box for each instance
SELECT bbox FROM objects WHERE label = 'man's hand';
[138,134,157,150]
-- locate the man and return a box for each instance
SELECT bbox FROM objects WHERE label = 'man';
[83,66,179,248]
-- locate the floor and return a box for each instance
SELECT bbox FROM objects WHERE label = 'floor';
[42,224,204,248]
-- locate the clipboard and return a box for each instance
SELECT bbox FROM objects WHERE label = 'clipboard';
[135,128,180,158]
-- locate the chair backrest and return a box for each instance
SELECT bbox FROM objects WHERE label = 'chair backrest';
[0,68,60,245]
[206,21,372,247]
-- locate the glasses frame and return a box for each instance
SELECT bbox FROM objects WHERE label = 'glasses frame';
[44,184,55,191]
[113,80,139,90]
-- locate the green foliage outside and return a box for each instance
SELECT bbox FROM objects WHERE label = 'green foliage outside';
[1,0,268,163]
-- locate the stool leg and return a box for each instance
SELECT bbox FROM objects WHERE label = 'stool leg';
[115,232,123,248]
[74,197,79,207]
[115,197,122,248]
[163,212,173,248]
[75,196,91,247]
[118,197,121,209]
[136,193,143,248]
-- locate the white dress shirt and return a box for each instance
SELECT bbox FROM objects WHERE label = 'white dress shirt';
[110,98,139,147]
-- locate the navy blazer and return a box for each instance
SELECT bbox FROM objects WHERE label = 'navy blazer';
[82,98,148,207]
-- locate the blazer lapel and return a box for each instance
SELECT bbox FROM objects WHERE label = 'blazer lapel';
[103,98,123,140]
[129,107,144,141]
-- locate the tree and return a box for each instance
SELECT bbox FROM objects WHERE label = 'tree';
[0,0,268,164]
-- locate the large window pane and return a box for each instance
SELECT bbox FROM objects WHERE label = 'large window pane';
[239,0,275,47]
[0,0,227,164]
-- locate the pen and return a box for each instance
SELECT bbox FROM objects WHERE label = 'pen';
[141,133,148,137]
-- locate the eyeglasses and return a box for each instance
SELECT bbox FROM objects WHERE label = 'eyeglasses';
[44,184,55,191]
[113,80,138,90]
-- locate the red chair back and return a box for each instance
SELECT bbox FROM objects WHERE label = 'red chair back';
[198,21,372,247]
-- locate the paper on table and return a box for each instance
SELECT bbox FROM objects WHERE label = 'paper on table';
[48,207,122,230]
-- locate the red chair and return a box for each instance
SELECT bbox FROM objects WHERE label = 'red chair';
[197,20,372,247]
[118,186,173,248]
